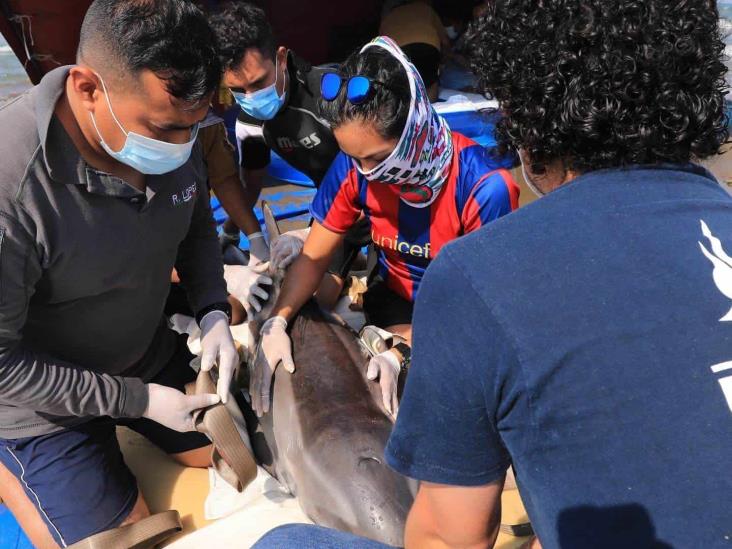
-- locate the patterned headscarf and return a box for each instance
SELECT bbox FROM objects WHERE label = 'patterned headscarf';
[355,36,453,207]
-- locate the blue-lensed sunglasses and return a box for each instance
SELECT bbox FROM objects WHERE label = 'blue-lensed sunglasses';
[321,72,389,104]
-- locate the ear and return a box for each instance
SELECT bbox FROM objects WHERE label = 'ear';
[276,46,287,66]
[68,66,101,113]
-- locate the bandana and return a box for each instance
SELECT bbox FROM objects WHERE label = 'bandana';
[355,36,453,207]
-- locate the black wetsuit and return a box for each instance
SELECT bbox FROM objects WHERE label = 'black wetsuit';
[237,51,340,184]
[237,50,371,278]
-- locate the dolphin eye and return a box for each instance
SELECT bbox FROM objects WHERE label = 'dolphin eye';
[358,456,382,467]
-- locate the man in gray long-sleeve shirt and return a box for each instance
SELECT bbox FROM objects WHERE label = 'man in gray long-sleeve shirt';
[0,1,241,547]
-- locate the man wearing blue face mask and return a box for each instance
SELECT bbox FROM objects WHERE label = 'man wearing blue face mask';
[0,1,240,547]
[209,4,372,308]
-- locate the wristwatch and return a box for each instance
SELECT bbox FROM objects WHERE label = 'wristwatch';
[391,342,411,373]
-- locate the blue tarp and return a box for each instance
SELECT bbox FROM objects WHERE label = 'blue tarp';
[0,505,33,549]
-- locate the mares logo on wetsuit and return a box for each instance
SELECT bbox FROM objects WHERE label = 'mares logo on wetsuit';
[276,132,322,152]
[171,182,198,206]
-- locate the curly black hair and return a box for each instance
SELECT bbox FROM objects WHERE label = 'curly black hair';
[78,0,221,103]
[208,2,276,71]
[319,47,411,140]
[465,0,729,174]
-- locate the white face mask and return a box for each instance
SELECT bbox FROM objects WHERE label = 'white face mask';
[520,153,546,198]
[90,73,199,175]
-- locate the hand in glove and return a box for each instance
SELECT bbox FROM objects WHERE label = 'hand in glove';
[271,228,309,270]
[367,350,401,418]
[223,263,273,316]
[143,383,219,432]
[250,316,294,417]
[199,310,240,404]
[247,232,270,266]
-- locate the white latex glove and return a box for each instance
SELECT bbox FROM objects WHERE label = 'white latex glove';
[250,316,294,417]
[199,310,240,404]
[367,350,401,418]
[247,232,270,266]
[143,383,219,432]
[271,228,309,270]
[223,263,273,316]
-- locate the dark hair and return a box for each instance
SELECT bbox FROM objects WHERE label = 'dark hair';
[209,2,276,71]
[319,47,410,140]
[465,0,729,174]
[78,0,221,103]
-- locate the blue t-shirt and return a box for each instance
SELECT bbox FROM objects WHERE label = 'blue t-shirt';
[386,164,732,548]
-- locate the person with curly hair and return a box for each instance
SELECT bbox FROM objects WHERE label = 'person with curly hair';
[251,1,732,548]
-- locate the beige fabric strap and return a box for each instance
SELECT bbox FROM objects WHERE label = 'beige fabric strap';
[186,369,257,492]
[67,510,181,549]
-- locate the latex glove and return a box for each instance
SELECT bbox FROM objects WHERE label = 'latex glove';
[247,232,270,266]
[271,228,309,270]
[223,263,272,316]
[367,350,401,418]
[250,316,294,417]
[199,310,240,404]
[143,383,219,432]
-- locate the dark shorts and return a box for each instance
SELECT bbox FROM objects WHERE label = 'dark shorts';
[0,337,210,546]
[401,42,441,88]
[363,278,414,329]
[327,217,372,279]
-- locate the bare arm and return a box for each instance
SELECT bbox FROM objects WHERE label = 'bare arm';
[210,172,262,236]
[202,122,263,237]
[271,221,345,322]
[405,478,505,549]
[242,167,266,208]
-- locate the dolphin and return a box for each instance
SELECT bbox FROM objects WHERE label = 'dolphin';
[239,202,415,545]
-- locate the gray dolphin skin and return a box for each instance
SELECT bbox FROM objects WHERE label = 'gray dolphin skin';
[241,203,415,545]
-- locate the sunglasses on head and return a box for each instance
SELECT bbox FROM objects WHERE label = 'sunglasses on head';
[321,72,392,105]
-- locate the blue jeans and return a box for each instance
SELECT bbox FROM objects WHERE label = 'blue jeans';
[252,524,400,549]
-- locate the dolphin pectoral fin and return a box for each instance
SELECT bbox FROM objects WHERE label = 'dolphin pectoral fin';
[720,307,732,322]
[262,201,282,248]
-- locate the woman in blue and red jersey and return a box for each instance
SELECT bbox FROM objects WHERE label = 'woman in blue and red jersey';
[249,36,519,418]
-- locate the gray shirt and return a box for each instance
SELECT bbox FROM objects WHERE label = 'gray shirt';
[0,67,228,439]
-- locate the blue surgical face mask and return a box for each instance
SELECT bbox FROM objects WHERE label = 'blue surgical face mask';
[232,58,286,120]
[90,74,199,175]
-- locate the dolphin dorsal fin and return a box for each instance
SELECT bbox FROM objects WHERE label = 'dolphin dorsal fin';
[261,200,282,249]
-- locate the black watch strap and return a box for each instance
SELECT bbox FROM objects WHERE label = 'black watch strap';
[392,342,411,372]
[196,302,232,325]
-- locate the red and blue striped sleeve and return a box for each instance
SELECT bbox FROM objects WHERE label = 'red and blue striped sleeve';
[310,152,363,234]
[461,168,520,234]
